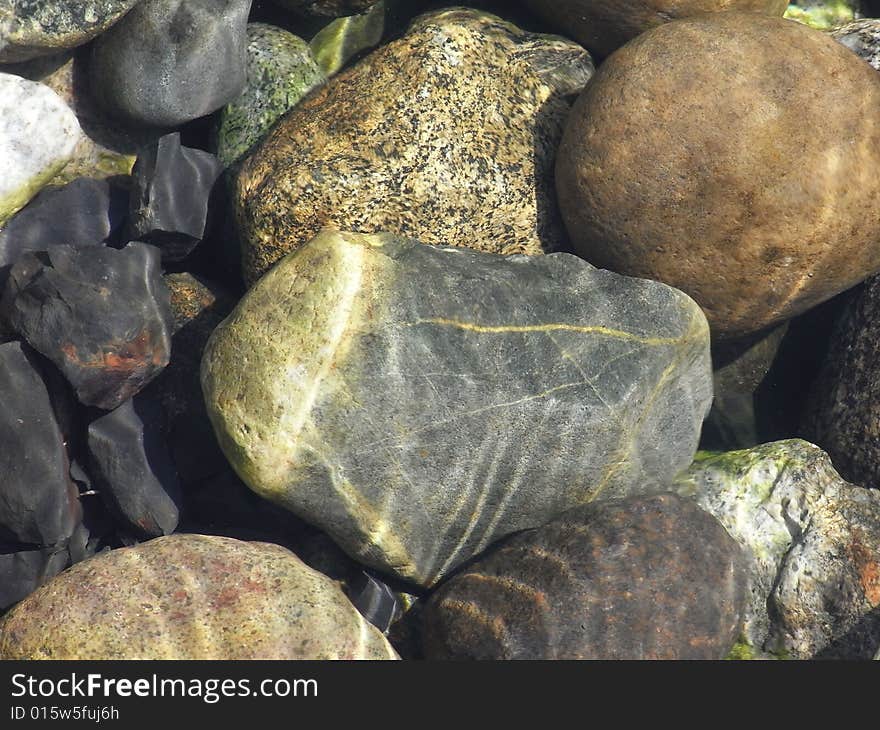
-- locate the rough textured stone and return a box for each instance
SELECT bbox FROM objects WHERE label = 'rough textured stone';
[522,0,787,57]
[0,534,400,659]
[832,18,880,70]
[310,1,386,76]
[128,133,223,261]
[201,230,712,586]
[87,397,182,539]
[0,341,80,547]
[1,243,173,410]
[89,0,252,127]
[802,275,880,488]
[270,0,381,17]
[234,8,593,285]
[216,23,325,167]
[0,0,141,63]
[0,73,81,226]
[423,493,748,660]
[556,13,880,339]
[674,440,880,659]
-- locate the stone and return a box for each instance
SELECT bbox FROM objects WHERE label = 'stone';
[310,1,386,76]
[0,0,141,63]
[234,8,594,285]
[785,0,856,29]
[0,341,80,547]
[0,534,400,659]
[88,0,252,127]
[270,0,381,17]
[555,13,880,339]
[674,440,880,659]
[0,546,69,612]
[128,133,224,262]
[0,178,127,289]
[422,493,748,660]
[1,243,173,410]
[347,572,401,633]
[802,275,880,488]
[832,19,880,70]
[87,396,182,539]
[201,230,712,586]
[522,0,788,58]
[216,23,325,167]
[0,72,81,226]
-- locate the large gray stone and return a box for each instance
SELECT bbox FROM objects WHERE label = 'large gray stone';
[674,440,880,659]
[202,230,712,586]
[832,19,880,71]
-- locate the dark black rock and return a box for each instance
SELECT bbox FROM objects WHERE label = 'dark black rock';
[0,178,128,289]
[0,546,70,612]
[422,493,749,660]
[0,341,80,546]
[87,396,182,539]
[1,242,173,410]
[128,134,224,262]
[347,572,401,633]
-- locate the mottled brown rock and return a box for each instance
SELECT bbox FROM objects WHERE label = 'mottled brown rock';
[422,493,748,660]
[523,0,787,57]
[0,534,399,659]
[556,13,880,339]
[234,8,593,285]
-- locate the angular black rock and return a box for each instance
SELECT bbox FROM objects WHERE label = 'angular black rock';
[127,134,224,262]
[422,493,749,660]
[0,178,128,289]
[0,546,70,612]
[0,341,80,546]
[87,396,182,539]
[1,243,173,410]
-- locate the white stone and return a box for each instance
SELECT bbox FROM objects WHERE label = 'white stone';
[0,73,81,226]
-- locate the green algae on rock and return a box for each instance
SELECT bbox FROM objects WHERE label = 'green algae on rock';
[233,8,593,286]
[216,23,326,168]
[674,440,880,659]
[784,1,855,30]
[310,1,386,76]
[0,534,399,660]
[201,230,712,587]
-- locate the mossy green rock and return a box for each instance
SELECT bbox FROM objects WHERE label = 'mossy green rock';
[675,440,880,659]
[0,534,399,659]
[310,1,386,76]
[784,1,855,30]
[216,23,326,168]
[202,230,712,586]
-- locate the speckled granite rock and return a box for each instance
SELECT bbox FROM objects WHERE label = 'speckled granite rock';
[0,534,400,659]
[0,73,80,226]
[201,230,712,587]
[234,8,593,285]
[832,18,880,70]
[522,0,787,57]
[674,440,880,659]
[423,493,748,660]
[216,23,325,167]
[310,1,385,76]
[556,13,880,339]
[270,0,381,17]
[89,0,252,127]
[0,0,141,63]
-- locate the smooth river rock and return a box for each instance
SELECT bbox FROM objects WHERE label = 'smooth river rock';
[234,8,594,285]
[555,13,880,339]
[202,230,712,586]
[0,534,400,659]
[423,493,748,660]
[675,440,880,659]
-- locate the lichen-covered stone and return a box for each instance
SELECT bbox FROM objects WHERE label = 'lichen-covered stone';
[522,0,788,57]
[556,13,880,339]
[310,1,386,76]
[216,23,325,167]
[832,18,880,70]
[202,230,712,586]
[0,73,80,226]
[0,0,141,63]
[423,493,748,660]
[674,440,880,659]
[785,0,856,30]
[234,8,593,285]
[0,534,400,659]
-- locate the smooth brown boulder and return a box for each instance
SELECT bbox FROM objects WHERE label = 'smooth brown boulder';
[522,0,787,57]
[556,14,880,339]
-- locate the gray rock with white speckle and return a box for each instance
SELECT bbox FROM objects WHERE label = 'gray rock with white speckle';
[832,19,880,71]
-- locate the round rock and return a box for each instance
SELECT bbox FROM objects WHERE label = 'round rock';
[556,13,880,339]
[0,534,400,659]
